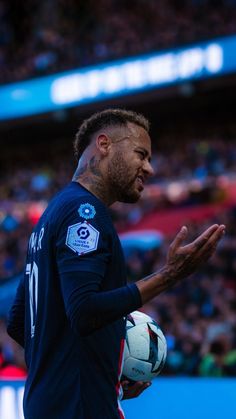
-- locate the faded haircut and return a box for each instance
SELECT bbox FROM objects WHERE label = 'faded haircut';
[73,108,150,161]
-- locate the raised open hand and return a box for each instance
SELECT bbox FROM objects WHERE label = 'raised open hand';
[136,223,226,304]
[165,224,226,282]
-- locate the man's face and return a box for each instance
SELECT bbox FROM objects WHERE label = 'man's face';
[107,123,154,203]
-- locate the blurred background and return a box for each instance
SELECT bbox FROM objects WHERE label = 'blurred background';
[0,0,236,418]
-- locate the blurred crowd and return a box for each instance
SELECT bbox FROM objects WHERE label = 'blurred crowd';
[1,0,236,84]
[1,136,236,278]
[1,134,236,377]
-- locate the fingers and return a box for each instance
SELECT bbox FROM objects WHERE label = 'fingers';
[121,380,151,399]
[131,381,151,397]
[169,226,188,254]
[164,223,226,285]
[173,224,224,256]
[190,224,224,251]
[194,224,225,259]
[180,224,225,270]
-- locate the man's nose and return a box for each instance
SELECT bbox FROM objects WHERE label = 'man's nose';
[143,160,154,177]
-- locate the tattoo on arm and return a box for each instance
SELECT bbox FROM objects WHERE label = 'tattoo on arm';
[142,269,172,284]
[142,273,157,282]
[141,266,178,286]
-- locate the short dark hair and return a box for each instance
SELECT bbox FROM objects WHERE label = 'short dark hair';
[73,108,150,161]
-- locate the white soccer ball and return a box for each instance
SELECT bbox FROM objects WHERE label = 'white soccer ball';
[122,310,167,382]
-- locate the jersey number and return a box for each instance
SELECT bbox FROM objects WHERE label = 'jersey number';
[26,262,38,338]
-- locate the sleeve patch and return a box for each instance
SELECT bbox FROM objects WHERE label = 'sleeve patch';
[78,203,96,219]
[66,222,100,255]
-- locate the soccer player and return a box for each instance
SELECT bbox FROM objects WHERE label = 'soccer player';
[7,109,225,419]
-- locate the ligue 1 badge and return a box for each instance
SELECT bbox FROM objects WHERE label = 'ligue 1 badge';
[78,203,96,220]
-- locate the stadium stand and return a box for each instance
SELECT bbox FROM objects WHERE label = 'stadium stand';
[1,0,236,84]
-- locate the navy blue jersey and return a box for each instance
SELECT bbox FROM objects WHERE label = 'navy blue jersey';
[8,182,141,419]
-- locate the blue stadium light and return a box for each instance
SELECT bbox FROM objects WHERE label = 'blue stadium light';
[0,35,236,120]
[50,45,223,105]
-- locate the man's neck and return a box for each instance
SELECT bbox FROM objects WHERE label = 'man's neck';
[72,161,115,206]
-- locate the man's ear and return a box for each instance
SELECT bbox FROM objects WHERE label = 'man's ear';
[96,133,111,156]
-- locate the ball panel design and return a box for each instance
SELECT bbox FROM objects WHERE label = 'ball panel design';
[127,310,154,326]
[122,311,167,382]
[122,357,153,381]
[126,324,151,360]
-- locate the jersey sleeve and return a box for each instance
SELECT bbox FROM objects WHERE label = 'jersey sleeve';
[7,275,25,348]
[55,197,142,335]
[56,197,111,278]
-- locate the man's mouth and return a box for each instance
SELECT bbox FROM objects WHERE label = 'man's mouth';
[136,175,144,190]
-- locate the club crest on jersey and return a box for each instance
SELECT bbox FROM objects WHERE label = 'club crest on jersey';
[66,221,99,255]
[78,203,96,220]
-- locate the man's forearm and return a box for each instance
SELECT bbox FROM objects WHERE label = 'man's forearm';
[136,267,175,305]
